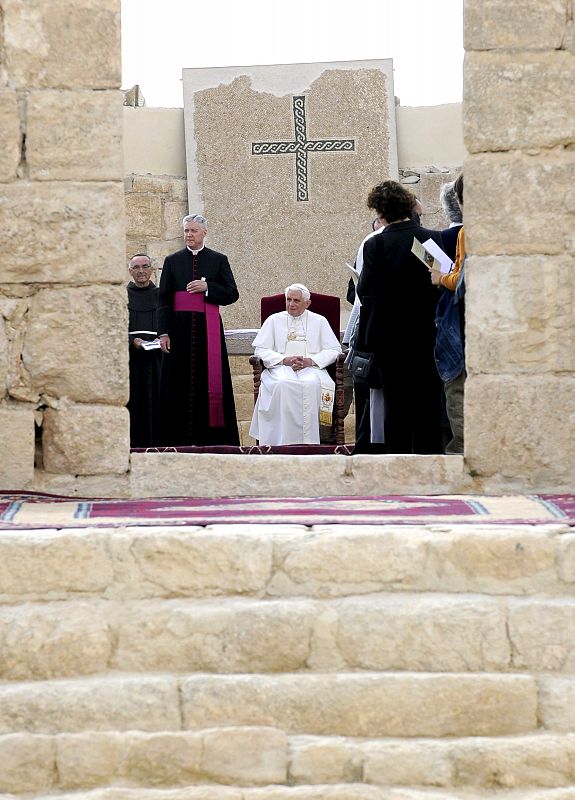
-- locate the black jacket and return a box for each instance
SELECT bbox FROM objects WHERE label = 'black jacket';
[158,246,238,336]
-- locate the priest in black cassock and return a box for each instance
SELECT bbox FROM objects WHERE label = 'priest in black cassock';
[127,254,161,448]
[158,214,240,446]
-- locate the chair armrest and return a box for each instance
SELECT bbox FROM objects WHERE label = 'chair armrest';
[249,355,264,404]
[334,353,346,445]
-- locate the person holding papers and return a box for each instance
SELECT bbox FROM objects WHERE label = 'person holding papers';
[127,254,161,448]
[356,180,444,454]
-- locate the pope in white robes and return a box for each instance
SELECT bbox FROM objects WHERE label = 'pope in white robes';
[249,284,342,445]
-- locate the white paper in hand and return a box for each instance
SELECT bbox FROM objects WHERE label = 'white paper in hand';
[140,339,161,351]
[422,238,453,274]
[346,262,360,283]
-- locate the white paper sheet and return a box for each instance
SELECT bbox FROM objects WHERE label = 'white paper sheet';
[346,262,360,283]
[421,238,453,274]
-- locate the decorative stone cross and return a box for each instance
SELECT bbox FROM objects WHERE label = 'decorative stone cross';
[251,95,355,202]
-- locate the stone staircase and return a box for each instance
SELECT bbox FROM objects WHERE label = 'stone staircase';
[1,520,575,799]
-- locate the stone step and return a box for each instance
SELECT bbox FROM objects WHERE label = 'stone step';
[180,673,538,738]
[4,594,575,680]
[0,727,286,794]
[0,675,181,735]
[0,524,571,602]
[5,783,575,799]
[291,732,575,790]
[2,730,575,795]
[0,673,541,737]
[129,452,471,496]
[0,519,572,799]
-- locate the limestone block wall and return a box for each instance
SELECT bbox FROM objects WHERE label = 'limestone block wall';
[125,175,188,270]
[121,163,463,307]
[0,0,129,489]
[1,520,575,798]
[121,106,464,293]
[396,103,467,169]
[400,167,463,230]
[463,0,575,489]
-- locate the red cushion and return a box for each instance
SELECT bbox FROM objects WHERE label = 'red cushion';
[261,293,340,340]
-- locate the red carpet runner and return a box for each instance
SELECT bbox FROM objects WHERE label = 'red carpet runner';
[0,493,573,529]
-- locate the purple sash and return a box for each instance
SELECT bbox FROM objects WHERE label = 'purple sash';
[173,291,224,427]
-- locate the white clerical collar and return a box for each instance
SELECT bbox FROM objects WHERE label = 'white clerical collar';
[187,244,205,255]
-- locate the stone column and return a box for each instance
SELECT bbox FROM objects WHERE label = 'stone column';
[0,0,129,488]
[463,0,575,490]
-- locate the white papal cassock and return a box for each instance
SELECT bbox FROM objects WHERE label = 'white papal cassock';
[249,309,342,445]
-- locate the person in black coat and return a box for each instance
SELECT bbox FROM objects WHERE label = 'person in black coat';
[158,214,240,446]
[127,254,161,448]
[356,180,443,454]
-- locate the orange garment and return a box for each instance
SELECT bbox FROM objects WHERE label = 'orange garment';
[440,227,465,291]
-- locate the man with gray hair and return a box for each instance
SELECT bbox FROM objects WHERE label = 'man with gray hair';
[157,214,240,446]
[438,179,463,262]
[249,284,342,445]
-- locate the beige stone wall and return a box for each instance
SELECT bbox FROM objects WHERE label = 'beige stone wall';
[122,104,465,179]
[402,167,463,230]
[122,103,465,286]
[123,108,186,177]
[463,0,575,489]
[124,174,188,270]
[396,103,467,169]
[0,0,128,488]
[1,0,573,493]
[122,164,464,300]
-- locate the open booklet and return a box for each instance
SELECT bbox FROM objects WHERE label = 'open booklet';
[411,237,453,274]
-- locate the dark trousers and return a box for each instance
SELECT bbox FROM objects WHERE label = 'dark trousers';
[353,383,386,454]
[444,370,465,454]
[382,368,443,455]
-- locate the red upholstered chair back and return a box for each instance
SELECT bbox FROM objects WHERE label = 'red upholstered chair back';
[260,293,341,340]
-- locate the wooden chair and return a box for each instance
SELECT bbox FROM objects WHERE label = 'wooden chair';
[249,292,346,445]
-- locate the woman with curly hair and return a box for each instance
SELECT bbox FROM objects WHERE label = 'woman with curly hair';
[355,180,444,454]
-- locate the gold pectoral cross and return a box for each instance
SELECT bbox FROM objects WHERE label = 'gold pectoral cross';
[287,331,297,341]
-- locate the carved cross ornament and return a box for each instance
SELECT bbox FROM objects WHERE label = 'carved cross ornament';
[251,95,355,202]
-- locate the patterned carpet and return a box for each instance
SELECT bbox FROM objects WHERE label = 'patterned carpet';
[0,492,573,528]
[132,445,354,455]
